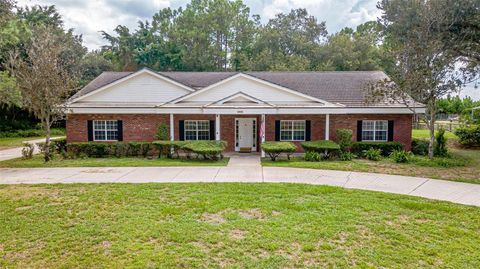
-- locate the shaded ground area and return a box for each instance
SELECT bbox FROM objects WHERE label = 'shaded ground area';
[1,184,479,268]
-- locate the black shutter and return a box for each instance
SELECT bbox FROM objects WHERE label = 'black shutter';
[388,120,394,141]
[275,120,280,141]
[305,120,311,141]
[87,120,93,141]
[357,120,363,141]
[179,120,185,141]
[117,120,123,141]
[209,120,215,140]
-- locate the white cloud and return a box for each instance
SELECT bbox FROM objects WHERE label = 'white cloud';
[16,0,171,50]
[259,0,381,34]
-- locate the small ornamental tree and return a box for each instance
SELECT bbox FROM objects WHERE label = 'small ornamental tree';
[9,26,80,162]
[155,123,169,140]
[335,129,353,152]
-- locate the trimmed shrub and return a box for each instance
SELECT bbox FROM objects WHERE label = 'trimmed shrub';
[335,129,353,152]
[153,140,172,158]
[184,140,226,160]
[339,151,355,161]
[411,139,429,156]
[434,128,448,157]
[128,142,151,157]
[352,142,403,157]
[365,148,382,161]
[304,151,321,162]
[455,125,480,147]
[155,123,169,140]
[21,143,35,159]
[52,138,67,154]
[261,142,296,161]
[390,150,410,163]
[301,140,340,159]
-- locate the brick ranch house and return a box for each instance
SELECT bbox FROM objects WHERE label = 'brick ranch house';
[66,68,425,155]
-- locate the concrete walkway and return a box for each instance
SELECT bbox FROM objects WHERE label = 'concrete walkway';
[0,137,64,161]
[0,154,479,207]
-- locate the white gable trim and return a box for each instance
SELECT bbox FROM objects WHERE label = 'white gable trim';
[209,92,272,105]
[69,68,195,104]
[170,73,339,106]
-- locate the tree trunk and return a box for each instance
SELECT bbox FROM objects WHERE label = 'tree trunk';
[427,108,436,160]
[44,118,51,162]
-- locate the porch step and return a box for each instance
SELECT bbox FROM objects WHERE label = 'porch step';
[239,147,252,153]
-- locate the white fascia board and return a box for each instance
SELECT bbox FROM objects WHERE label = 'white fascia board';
[169,73,340,106]
[69,69,195,104]
[67,106,425,115]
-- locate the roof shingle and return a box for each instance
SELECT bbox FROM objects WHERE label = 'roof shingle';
[71,70,403,107]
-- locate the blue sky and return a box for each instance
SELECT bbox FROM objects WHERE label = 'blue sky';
[16,0,478,99]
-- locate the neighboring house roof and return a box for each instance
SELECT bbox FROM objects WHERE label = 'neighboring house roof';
[71,70,416,108]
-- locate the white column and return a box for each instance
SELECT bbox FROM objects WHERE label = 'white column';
[215,114,221,140]
[169,113,174,141]
[261,114,266,157]
[325,114,330,140]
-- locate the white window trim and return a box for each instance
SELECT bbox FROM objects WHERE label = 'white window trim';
[93,120,118,141]
[280,120,306,141]
[184,120,210,140]
[362,120,388,142]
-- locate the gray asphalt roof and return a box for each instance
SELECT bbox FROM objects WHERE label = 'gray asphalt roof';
[71,70,407,107]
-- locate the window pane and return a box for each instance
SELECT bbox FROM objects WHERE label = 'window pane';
[280,130,292,141]
[94,130,105,140]
[197,121,209,131]
[293,130,305,141]
[376,121,388,131]
[280,121,292,130]
[375,131,387,141]
[106,130,118,140]
[185,130,196,140]
[94,120,105,130]
[197,130,210,140]
[293,121,305,130]
[362,121,374,131]
[362,130,374,141]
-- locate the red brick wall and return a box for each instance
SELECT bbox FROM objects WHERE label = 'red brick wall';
[265,115,326,152]
[330,114,413,150]
[67,113,413,151]
[66,114,169,142]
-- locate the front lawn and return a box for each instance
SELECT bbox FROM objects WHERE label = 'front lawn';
[0,155,229,168]
[263,148,480,184]
[0,136,44,150]
[412,129,457,140]
[1,183,479,268]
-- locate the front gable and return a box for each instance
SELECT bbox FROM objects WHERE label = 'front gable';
[173,73,335,106]
[71,69,194,104]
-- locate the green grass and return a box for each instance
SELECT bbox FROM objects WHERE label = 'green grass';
[263,148,480,184]
[412,129,457,139]
[0,155,229,168]
[1,183,479,268]
[0,136,45,150]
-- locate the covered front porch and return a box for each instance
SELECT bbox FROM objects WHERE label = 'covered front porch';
[167,113,332,156]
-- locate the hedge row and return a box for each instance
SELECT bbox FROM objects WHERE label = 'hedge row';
[351,141,404,156]
[153,140,226,160]
[64,140,227,160]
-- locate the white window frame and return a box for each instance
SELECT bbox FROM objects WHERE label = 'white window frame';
[362,120,388,142]
[93,120,118,141]
[184,120,210,141]
[280,120,306,141]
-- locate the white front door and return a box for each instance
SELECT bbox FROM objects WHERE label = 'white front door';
[235,118,256,151]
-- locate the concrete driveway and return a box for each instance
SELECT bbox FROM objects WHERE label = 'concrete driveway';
[1,155,479,207]
[0,137,64,161]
